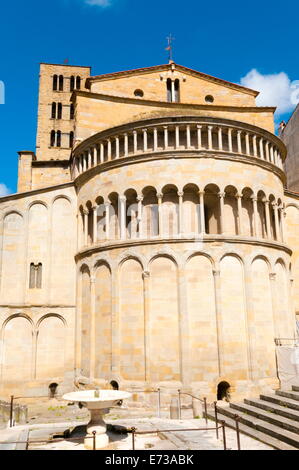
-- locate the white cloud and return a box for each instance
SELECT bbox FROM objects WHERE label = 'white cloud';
[240,69,295,116]
[0,184,11,197]
[84,0,112,6]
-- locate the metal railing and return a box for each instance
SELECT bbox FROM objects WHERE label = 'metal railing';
[130,422,228,451]
[0,431,98,451]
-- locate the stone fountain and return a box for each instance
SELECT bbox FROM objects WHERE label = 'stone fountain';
[62,389,131,449]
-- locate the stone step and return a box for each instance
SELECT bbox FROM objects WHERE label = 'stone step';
[260,394,299,412]
[230,402,299,435]
[244,398,299,423]
[207,408,297,450]
[276,390,299,402]
[209,405,299,449]
[292,386,299,392]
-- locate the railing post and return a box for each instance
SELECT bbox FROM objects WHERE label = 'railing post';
[131,427,136,450]
[221,420,227,450]
[157,388,161,418]
[92,430,96,450]
[214,401,219,439]
[178,389,181,420]
[203,397,208,425]
[9,395,14,428]
[234,414,241,450]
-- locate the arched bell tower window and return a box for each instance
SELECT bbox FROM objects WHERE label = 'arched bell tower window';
[166,78,180,103]
[57,103,62,120]
[174,79,180,103]
[76,76,81,90]
[53,75,58,91]
[167,78,172,102]
[70,75,75,92]
[59,75,64,91]
[56,130,61,147]
[51,102,56,119]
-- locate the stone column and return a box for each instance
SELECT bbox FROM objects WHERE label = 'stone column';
[218,192,225,234]
[228,128,233,152]
[199,191,205,235]
[186,125,191,149]
[269,272,280,338]
[115,137,120,159]
[253,135,257,157]
[252,197,259,238]
[143,128,148,152]
[197,125,202,149]
[79,155,83,173]
[142,271,151,382]
[100,142,104,163]
[245,133,250,155]
[83,153,87,172]
[119,196,126,240]
[212,269,224,377]
[157,192,163,237]
[175,125,180,149]
[153,128,158,151]
[218,127,223,151]
[107,138,112,161]
[88,149,92,168]
[164,126,169,149]
[124,133,129,157]
[259,138,264,159]
[236,193,243,235]
[208,125,213,150]
[137,195,143,238]
[83,209,89,246]
[264,199,271,239]
[93,206,97,244]
[237,130,242,154]
[270,145,274,164]
[90,276,96,379]
[77,212,82,250]
[273,203,280,241]
[133,130,138,153]
[265,141,270,161]
[105,202,111,241]
[279,206,285,243]
[178,191,184,236]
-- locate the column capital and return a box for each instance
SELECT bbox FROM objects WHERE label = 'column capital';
[251,196,258,203]
[83,209,89,216]
[119,196,126,203]
[263,198,270,205]
[90,276,96,284]
[196,124,202,129]
[218,192,225,199]
[198,190,205,196]
[236,193,243,199]
[269,272,276,281]
[92,205,98,211]
[142,271,150,279]
[177,191,184,197]
[156,192,163,199]
[213,269,220,277]
[104,201,111,207]
[137,195,144,202]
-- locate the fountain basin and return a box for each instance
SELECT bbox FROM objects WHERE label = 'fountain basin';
[63,389,131,449]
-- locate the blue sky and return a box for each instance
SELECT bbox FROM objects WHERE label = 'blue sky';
[1,0,299,194]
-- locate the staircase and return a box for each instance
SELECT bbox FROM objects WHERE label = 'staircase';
[208,385,299,450]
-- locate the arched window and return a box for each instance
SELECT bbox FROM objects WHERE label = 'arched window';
[56,130,61,147]
[70,75,75,92]
[166,78,172,102]
[69,131,74,148]
[59,75,64,91]
[53,75,58,91]
[174,79,180,103]
[76,76,81,90]
[50,130,56,147]
[57,103,62,120]
[51,102,56,119]
[29,262,42,288]
[70,103,74,120]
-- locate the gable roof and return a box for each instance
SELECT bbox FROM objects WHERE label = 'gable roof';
[86,62,259,97]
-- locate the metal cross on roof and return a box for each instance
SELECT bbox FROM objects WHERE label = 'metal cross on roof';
[166,34,175,63]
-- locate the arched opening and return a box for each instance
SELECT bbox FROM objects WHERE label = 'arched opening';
[204,184,221,234]
[166,78,172,102]
[76,76,81,90]
[217,381,231,401]
[110,380,119,390]
[59,75,64,91]
[53,75,58,91]
[49,382,58,398]
[56,130,61,147]
[174,79,180,103]
[70,75,75,92]
[50,130,56,147]
[51,102,56,119]
[57,102,62,120]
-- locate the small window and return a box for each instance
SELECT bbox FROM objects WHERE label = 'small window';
[70,103,74,120]
[205,95,214,103]
[51,102,56,119]
[56,130,61,147]
[174,79,180,103]
[50,130,56,147]
[53,75,58,91]
[70,75,75,92]
[166,78,172,102]
[69,131,74,148]
[59,75,64,91]
[29,263,42,289]
[57,103,62,120]
[76,76,81,90]
[134,89,144,97]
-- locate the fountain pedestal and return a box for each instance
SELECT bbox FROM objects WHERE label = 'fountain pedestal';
[62,390,131,450]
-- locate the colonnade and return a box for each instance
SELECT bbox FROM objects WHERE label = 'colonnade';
[72,120,284,178]
[78,185,286,249]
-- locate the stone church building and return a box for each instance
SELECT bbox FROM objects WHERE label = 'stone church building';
[0,62,298,402]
